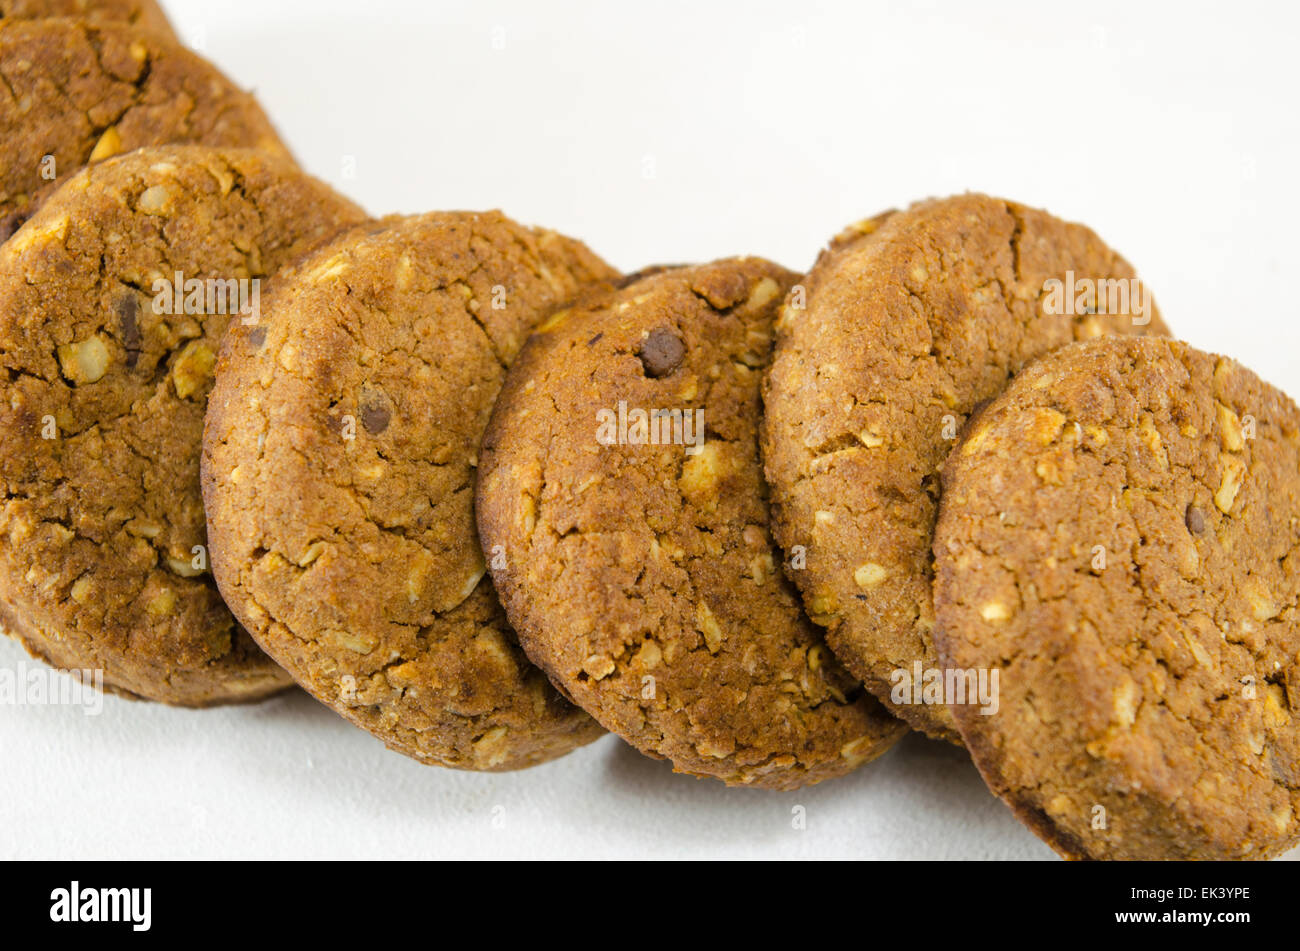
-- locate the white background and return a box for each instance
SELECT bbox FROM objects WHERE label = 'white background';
[3,0,1299,860]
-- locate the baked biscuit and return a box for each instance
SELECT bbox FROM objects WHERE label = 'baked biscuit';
[478,259,907,789]
[202,211,615,769]
[0,145,367,705]
[934,335,1299,859]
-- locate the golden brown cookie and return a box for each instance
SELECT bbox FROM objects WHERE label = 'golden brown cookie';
[0,18,289,241]
[0,145,367,705]
[0,0,176,39]
[478,259,907,790]
[934,336,1300,860]
[761,194,1170,740]
[201,212,616,769]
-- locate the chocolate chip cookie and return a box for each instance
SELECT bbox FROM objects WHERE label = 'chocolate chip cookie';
[202,211,616,769]
[478,259,907,790]
[0,145,367,705]
[1,18,289,241]
[0,0,176,39]
[934,335,1299,859]
[762,194,1170,740]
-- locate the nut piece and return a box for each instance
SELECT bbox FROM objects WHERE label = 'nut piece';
[807,592,838,623]
[854,562,887,588]
[325,629,378,655]
[980,601,1011,622]
[147,588,177,616]
[167,556,203,578]
[840,735,880,766]
[57,335,110,385]
[582,654,616,679]
[1214,456,1246,513]
[1217,402,1245,451]
[696,601,724,653]
[70,577,93,604]
[1243,581,1280,622]
[745,277,782,311]
[1112,678,1139,727]
[89,126,124,162]
[172,341,216,399]
[137,184,174,215]
[679,442,724,499]
[472,726,510,768]
[1028,408,1067,446]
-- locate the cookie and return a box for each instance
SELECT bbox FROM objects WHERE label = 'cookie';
[933,336,1300,859]
[478,259,907,790]
[0,18,289,241]
[761,194,1170,740]
[0,145,367,705]
[0,0,176,39]
[201,211,616,769]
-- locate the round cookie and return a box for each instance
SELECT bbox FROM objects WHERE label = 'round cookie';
[0,145,367,705]
[201,211,616,770]
[0,0,176,39]
[934,336,1300,860]
[478,259,907,790]
[1,18,290,241]
[762,194,1170,740]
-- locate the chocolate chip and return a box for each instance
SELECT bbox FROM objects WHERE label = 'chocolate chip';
[586,333,604,347]
[246,326,267,349]
[1186,504,1206,534]
[360,397,391,434]
[638,327,685,378]
[117,293,141,368]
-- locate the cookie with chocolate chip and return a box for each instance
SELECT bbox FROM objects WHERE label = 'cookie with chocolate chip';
[0,146,367,705]
[761,194,1170,740]
[477,259,907,790]
[202,211,616,769]
[934,335,1300,859]
[1,18,290,241]
[0,0,176,39]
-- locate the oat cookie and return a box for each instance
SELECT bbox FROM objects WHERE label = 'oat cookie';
[0,0,176,39]
[0,145,367,705]
[202,212,615,769]
[0,18,289,241]
[762,194,1170,740]
[478,259,907,789]
[934,336,1300,859]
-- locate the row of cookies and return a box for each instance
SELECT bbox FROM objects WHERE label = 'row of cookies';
[194,194,1298,859]
[1,2,1295,860]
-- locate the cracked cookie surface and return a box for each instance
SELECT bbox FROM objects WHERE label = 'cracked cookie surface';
[202,211,615,769]
[761,194,1170,740]
[0,145,367,705]
[0,18,289,241]
[478,259,907,790]
[934,336,1300,859]
[0,0,176,39]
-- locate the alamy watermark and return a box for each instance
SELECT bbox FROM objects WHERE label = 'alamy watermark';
[890,661,999,715]
[0,662,104,715]
[50,881,151,932]
[1042,270,1151,326]
[596,401,705,455]
[152,271,261,325]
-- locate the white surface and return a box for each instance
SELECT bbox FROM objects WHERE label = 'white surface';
[4,0,1300,860]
